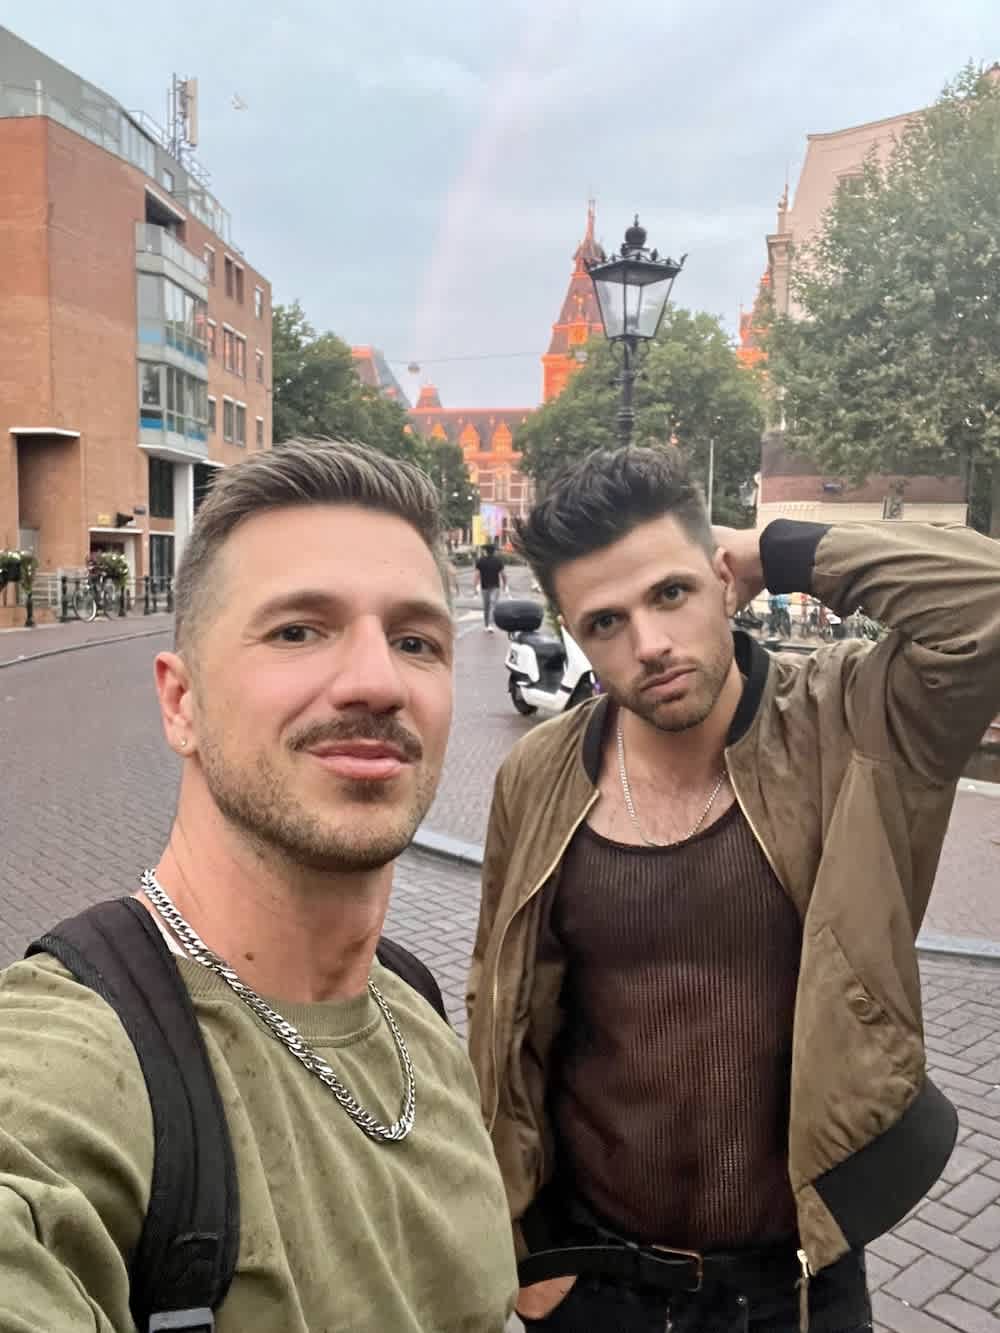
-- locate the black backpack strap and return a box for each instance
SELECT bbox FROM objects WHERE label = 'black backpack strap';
[376,935,450,1024]
[27,898,238,1332]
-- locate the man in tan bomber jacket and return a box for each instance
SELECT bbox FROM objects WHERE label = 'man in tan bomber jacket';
[467,446,1000,1333]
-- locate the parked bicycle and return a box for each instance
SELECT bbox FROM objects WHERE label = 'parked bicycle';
[71,569,119,622]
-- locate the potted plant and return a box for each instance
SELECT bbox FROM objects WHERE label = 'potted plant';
[89,551,130,588]
[0,550,22,585]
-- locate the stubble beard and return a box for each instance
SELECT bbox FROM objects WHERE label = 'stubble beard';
[609,634,735,735]
[197,736,439,873]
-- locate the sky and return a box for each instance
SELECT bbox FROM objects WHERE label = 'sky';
[9,1,1000,408]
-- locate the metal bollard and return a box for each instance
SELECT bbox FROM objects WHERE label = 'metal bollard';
[143,575,151,615]
[166,577,174,614]
[119,583,127,617]
[60,575,71,623]
[24,590,35,629]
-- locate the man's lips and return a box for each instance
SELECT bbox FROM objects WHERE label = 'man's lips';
[641,667,695,693]
[305,740,410,780]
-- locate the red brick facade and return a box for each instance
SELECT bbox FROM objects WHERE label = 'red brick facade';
[0,110,270,624]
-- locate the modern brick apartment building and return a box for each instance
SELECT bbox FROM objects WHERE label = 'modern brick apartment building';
[0,28,271,622]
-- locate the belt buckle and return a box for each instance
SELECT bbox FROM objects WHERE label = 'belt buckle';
[651,1244,704,1294]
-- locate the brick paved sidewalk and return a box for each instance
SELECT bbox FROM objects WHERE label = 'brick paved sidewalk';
[0,612,173,667]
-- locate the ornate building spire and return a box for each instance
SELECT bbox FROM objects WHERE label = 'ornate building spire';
[541,201,606,402]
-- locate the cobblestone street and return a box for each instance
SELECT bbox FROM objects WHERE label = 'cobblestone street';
[2,612,1000,1331]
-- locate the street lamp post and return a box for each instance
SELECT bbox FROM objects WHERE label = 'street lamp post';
[586,216,685,447]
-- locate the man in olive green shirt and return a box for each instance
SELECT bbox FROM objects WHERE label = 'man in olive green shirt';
[0,441,517,1332]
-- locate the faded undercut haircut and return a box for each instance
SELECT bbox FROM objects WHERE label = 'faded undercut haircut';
[173,438,450,657]
[515,446,715,606]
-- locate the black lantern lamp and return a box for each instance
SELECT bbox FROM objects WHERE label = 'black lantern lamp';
[586,216,685,445]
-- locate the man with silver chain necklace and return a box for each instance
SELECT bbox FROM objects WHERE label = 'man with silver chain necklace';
[0,441,517,1331]
[467,446,1000,1332]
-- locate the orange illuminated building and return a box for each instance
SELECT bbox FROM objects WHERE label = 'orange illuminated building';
[541,200,605,401]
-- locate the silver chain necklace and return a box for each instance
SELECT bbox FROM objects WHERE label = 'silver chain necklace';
[616,722,727,848]
[139,870,415,1143]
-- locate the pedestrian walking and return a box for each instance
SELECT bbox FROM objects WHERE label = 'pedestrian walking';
[474,541,508,632]
[0,441,517,1332]
[467,446,1000,1332]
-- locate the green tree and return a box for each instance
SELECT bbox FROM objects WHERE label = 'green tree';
[424,441,478,532]
[271,301,417,460]
[768,64,1000,535]
[517,307,764,527]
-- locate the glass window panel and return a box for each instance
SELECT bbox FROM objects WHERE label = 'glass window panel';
[140,363,161,407]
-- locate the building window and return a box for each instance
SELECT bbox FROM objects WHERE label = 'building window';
[207,321,217,357]
[224,256,234,298]
[255,349,264,383]
[150,533,175,583]
[235,403,247,446]
[223,328,235,372]
[149,458,175,518]
[256,416,264,447]
[235,267,244,304]
[254,286,264,319]
[208,397,217,432]
[204,246,216,284]
[223,398,235,443]
[140,363,162,412]
[235,334,246,378]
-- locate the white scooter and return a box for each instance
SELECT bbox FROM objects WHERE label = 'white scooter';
[493,598,595,717]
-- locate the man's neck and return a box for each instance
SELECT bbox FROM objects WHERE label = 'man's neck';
[140,807,391,1005]
[618,659,744,791]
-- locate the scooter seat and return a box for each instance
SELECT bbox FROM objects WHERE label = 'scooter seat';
[517,632,566,666]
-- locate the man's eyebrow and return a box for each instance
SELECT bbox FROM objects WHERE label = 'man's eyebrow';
[246,590,453,636]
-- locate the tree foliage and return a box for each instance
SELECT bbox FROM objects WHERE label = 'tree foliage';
[430,441,479,532]
[516,307,765,527]
[768,64,1000,532]
[271,301,418,460]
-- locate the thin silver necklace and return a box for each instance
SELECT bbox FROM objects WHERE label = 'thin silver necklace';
[616,721,727,848]
[140,870,415,1143]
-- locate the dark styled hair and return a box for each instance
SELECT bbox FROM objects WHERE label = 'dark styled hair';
[174,438,449,657]
[515,446,714,604]
[483,542,496,555]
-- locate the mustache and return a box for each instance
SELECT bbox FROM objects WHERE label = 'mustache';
[289,716,424,764]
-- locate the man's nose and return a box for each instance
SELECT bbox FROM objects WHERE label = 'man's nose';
[632,611,673,666]
[324,617,408,714]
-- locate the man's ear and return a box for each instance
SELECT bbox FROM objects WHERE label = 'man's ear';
[155,651,196,756]
[713,546,740,618]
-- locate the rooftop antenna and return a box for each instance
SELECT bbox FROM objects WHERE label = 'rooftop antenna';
[167,75,199,160]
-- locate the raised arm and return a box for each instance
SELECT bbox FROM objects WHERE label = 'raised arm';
[719,519,1000,782]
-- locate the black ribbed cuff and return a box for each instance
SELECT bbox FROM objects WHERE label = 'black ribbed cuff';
[760,519,831,594]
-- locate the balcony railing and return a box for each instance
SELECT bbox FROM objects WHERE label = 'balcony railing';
[136,223,208,286]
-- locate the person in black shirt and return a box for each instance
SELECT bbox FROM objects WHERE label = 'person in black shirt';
[474,544,508,632]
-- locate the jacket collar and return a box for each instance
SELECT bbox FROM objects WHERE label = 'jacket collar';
[580,630,770,785]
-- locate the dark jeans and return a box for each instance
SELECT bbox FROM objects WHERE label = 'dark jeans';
[520,1249,872,1332]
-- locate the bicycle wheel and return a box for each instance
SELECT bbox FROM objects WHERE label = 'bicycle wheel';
[101,582,118,617]
[73,586,97,621]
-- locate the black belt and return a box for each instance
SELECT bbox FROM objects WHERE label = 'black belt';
[518,1212,802,1298]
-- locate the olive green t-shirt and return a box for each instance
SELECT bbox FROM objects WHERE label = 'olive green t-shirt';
[0,953,517,1332]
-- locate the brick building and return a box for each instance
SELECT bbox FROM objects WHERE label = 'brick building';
[0,27,271,624]
[742,108,965,528]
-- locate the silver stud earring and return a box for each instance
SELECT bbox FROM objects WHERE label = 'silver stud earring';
[180,738,188,749]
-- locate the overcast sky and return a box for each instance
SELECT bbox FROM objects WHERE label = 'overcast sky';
[10,2,1000,408]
